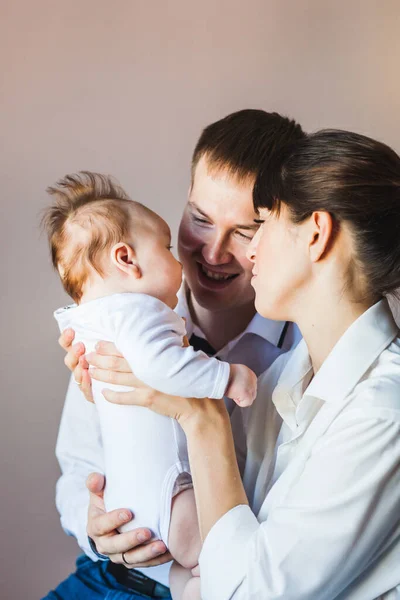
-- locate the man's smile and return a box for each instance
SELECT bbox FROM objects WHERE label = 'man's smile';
[195,261,240,289]
[198,261,239,280]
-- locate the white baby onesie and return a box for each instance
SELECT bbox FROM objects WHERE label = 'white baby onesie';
[54,292,230,543]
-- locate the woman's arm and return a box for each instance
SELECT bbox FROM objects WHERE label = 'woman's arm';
[103,383,400,600]
[102,385,248,539]
[183,401,248,540]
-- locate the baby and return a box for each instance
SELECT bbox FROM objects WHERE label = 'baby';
[43,172,257,599]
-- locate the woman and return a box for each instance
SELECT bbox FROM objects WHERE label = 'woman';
[104,129,400,599]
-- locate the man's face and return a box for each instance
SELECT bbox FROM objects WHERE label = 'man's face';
[178,156,260,312]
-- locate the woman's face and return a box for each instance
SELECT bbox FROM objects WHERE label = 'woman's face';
[247,205,311,321]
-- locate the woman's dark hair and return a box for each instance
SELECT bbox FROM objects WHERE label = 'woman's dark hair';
[253,129,400,299]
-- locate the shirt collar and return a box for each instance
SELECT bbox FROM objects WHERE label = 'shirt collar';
[175,281,288,348]
[270,339,313,430]
[305,298,399,404]
[245,311,288,347]
[271,299,398,431]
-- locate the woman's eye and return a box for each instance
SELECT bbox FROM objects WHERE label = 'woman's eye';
[167,245,173,250]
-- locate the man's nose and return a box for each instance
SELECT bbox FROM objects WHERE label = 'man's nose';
[202,234,231,265]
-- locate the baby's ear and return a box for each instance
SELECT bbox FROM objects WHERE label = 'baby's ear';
[57,262,66,278]
[111,243,141,279]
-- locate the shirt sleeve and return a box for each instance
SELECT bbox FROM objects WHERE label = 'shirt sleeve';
[111,296,230,399]
[55,375,105,561]
[199,410,400,600]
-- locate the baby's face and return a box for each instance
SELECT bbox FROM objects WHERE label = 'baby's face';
[133,214,183,309]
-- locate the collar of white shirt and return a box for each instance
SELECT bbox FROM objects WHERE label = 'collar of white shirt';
[272,298,399,433]
[175,281,288,350]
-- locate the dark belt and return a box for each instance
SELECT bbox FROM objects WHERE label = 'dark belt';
[107,562,171,598]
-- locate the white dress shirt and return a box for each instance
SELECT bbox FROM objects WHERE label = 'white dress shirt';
[55,283,299,585]
[199,299,400,600]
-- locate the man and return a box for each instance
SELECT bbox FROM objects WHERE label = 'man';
[45,109,305,599]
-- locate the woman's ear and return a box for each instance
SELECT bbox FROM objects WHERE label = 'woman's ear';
[111,243,141,278]
[308,211,335,263]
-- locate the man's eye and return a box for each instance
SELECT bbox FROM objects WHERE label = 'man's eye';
[236,230,254,241]
[192,215,210,225]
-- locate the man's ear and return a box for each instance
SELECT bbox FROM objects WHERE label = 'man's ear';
[308,211,335,263]
[111,243,141,278]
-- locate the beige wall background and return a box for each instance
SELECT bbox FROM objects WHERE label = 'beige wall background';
[1,1,400,597]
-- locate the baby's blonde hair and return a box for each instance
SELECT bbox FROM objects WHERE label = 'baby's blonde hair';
[42,171,135,303]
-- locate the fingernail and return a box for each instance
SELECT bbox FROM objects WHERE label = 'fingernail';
[119,511,130,521]
[95,342,102,351]
[137,532,150,542]
[152,543,166,555]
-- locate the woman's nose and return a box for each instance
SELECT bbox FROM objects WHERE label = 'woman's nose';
[246,246,255,263]
[246,229,261,263]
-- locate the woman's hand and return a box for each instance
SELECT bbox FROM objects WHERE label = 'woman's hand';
[86,341,137,388]
[102,385,228,433]
[90,324,212,428]
[86,472,172,568]
[60,319,191,405]
[103,387,242,542]
[59,330,137,404]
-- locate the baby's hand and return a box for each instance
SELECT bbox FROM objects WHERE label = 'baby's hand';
[225,364,257,407]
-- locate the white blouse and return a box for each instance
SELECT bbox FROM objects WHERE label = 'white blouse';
[200,299,400,599]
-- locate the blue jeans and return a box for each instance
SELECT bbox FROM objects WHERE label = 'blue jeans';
[42,555,172,600]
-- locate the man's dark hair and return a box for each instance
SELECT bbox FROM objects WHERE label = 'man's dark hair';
[191,109,305,182]
[253,129,400,300]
